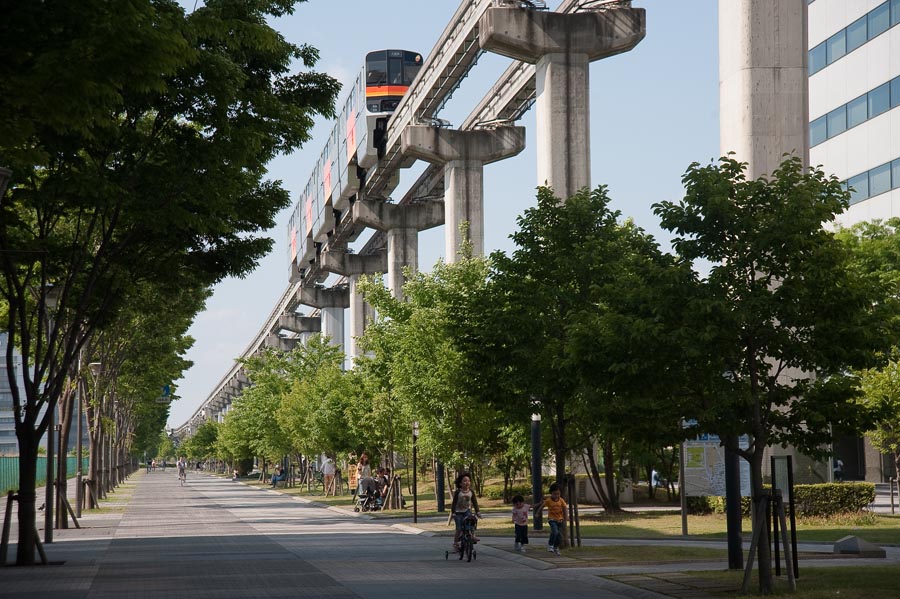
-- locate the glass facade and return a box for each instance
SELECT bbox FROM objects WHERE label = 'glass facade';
[809,1,898,75]
[810,75,900,146]
[845,157,900,205]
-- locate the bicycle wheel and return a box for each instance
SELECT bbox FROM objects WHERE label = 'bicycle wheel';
[465,536,473,562]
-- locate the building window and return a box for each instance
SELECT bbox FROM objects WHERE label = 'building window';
[848,173,869,204]
[810,43,827,74]
[810,116,827,146]
[810,1,897,75]
[847,16,868,53]
[810,75,900,147]
[869,82,891,118]
[826,30,846,64]
[847,95,868,128]
[845,158,900,205]
[826,105,846,137]
[870,163,892,197]
[869,2,891,37]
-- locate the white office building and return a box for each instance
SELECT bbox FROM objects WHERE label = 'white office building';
[0,333,23,455]
[808,0,900,225]
[808,0,900,481]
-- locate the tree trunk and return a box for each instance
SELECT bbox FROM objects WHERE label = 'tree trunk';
[603,439,620,511]
[552,406,567,488]
[750,449,774,594]
[582,445,612,511]
[15,434,39,565]
[57,383,75,528]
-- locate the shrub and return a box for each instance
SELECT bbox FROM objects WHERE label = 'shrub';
[482,476,555,502]
[686,482,875,518]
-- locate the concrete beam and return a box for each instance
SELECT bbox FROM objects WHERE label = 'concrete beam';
[352,199,444,298]
[296,286,350,310]
[319,251,387,362]
[479,7,645,63]
[403,126,525,262]
[264,334,298,352]
[296,286,349,349]
[276,314,321,335]
[319,251,388,277]
[480,6,645,201]
[352,199,444,233]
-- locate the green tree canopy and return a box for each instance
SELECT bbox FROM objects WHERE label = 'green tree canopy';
[653,156,900,592]
[0,0,339,565]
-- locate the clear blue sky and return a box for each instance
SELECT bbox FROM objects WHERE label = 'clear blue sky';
[167,0,719,428]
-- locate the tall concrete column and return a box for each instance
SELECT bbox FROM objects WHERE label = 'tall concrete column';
[719,0,808,179]
[296,286,350,351]
[319,251,387,361]
[480,6,645,201]
[352,199,444,299]
[402,126,525,262]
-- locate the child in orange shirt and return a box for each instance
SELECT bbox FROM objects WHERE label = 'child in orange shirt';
[534,482,567,555]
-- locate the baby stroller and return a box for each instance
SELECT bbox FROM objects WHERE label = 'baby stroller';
[353,477,382,512]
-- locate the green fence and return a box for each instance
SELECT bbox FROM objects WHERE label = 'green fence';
[0,456,89,495]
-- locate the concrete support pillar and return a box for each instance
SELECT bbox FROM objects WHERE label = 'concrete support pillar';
[321,307,344,348]
[719,0,808,179]
[296,286,350,350]
[352,199,444,299]
[402,126,525,262]
[319,251,387,361]
[480,7,645,201]
[347,275,376,360]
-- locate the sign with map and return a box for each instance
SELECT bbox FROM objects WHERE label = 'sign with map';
[684,433,751,497]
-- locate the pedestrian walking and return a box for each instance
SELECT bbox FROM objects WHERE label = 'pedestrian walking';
[534,482,567,555]
[511,494,530,552]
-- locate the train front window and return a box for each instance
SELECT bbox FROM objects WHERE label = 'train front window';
[367,58,387,86]
[403,52,423,85]
[404,61,422,85]
[389,58,403,84]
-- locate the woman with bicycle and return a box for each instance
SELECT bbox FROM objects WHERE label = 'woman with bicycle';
[448,472,480,552]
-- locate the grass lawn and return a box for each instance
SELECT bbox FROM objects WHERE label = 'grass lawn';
[666,566,900,598]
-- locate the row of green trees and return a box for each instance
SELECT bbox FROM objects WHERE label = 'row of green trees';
[191,156,900,595]
[0,0,340,566]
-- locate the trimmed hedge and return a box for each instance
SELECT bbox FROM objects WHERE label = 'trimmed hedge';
[687,482,875,518]
[483,476,556,501]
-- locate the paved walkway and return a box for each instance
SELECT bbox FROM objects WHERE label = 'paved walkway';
[3,471,899,598]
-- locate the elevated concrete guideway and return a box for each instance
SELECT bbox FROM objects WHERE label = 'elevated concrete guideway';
[175,0,646,438]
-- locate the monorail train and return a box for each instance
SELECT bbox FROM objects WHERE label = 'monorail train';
[288,49,424,276]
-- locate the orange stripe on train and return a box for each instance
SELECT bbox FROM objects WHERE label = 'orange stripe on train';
[366,85,409,97]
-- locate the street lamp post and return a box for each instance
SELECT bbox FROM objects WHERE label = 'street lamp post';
[43,284,60,543]
[531,413,543,531]
[412,421,419,524]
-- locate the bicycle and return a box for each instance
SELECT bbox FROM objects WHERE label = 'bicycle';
[178,468,186,486]
[303,466,324,494]
[445,514,478,562]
